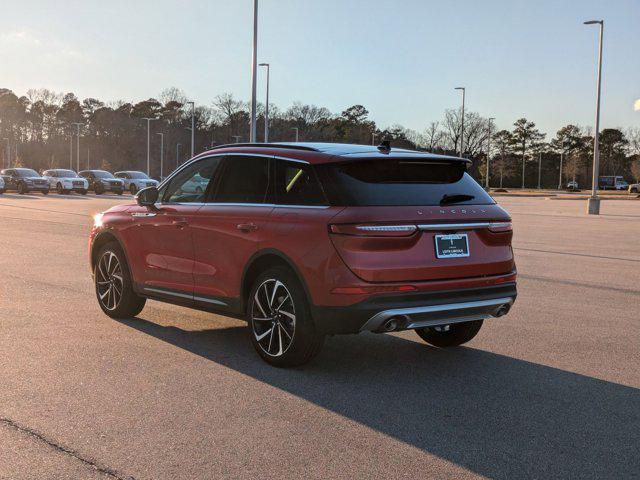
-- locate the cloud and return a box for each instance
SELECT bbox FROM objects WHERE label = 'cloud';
[635,99,640,111]
[0,29,86,63]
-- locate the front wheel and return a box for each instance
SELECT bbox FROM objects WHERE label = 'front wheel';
[18,182,28,194]
[631,187,638,194]
[80,189,87,195]
[94,242,146,319]
[248,267,324,367]
[115,190,123,196]
[415,320,483,348]
[94,184,104,195]
[130,184,138,195]
[42,189,49,195]
[57,183,66,194]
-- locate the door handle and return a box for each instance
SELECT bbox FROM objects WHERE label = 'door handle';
[236,222,258,232]
[173,219,189,229]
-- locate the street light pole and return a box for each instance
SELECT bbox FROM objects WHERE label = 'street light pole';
[142,118,157,176]
[3,138,9,169]
[156,133,164,180]
[72,123,82,172]
[558,138,565,190]
[538,151,542,189]
[259,63,270,142]
[291,127,299,142]
[69,133,73,169]
[584,19,604,215]
[372,132,376,146]
[249,0,258,143]
[176,143,181,169]
[455,87,466,157]
[486,117,494,189]
[187,101,195,157]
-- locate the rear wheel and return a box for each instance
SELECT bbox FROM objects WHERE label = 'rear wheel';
[80,189,87,195]
[248,267,324,367]
[631,187,638,193]
[94,241,146,319]
[57,183,66,194]
[130,184,138,195]
[18,182,28,194]
[115,189,123,195]
[94,183,104,195]
[42,189,49,195]
[415,320,483,348]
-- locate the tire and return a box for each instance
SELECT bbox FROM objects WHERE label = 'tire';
[94,184,104,195]
[115,190,123,196]
[130,184,138,195]
[18,182,27,195]
[57,183,66,194]
[80,189,87,195]
[94,241,146,319]
[631,187,638,194]
[415,320,483,348]
[247,266,324,367]
[42,189,49,195]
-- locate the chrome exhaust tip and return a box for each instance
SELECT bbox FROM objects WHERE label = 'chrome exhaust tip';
[495,303,511,317]
[383,318,399,332]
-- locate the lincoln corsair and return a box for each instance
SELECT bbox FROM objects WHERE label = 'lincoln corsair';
[42,169,89,194]
[89,143,517,366]
[79,170,124,195]
[114,170,159,194]
[1,168,50,194]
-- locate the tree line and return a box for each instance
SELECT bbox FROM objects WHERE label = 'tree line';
[1,86,639,187]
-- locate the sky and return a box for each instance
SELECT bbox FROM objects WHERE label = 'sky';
[0,0,638,137]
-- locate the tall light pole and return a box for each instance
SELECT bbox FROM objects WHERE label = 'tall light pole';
[486,117,494,189]
[87,148,90,170]
[3,138,9,168]
[558,137,565,190]
[69,132,73,169]
[585,19,604,215]
[176,143,182,169]
[291,127,299,142]
[156,133,164,179]
[142,118,157,176]
[187,101,195,157]
[371,132,377,146]
[249,0,258,143]
[259,63,270,142]
[455,87,466,157]
[72,123,82,172]
[537,150,543,189]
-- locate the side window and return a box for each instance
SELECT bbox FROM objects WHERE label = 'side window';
[162,157,221,203]
[274,160,327,206]
[213,156,270,204]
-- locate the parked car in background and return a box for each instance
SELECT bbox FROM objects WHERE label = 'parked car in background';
[0,168,50,194]
[114,171,159,194]
[89,142,517,367]
[566,180,579,191]
[599,176,628,191]
[0,176,4,194]
[629,182,639,194]
[42,169,89,194]
[79,170,124,195]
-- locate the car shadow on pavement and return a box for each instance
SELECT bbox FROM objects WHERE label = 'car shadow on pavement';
[117,317,639,480]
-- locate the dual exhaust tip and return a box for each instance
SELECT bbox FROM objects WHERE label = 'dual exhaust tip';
[377,302,512,333]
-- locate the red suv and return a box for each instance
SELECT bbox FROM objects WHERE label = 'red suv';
[89,143,516,366]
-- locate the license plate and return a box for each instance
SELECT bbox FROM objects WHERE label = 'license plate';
[434,234,469,258]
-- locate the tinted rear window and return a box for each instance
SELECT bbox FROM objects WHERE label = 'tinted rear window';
[316,159,494,206]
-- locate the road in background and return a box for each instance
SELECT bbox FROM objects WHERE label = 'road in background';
[1,193,638,479]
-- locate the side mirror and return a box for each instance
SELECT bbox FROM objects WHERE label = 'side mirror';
[136,186,159,207]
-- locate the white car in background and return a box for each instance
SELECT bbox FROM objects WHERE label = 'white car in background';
[114,171,159,194]
[180,173,209,195]
[629,182,640,194]
[0,175,5,194]
[42,169,89,194]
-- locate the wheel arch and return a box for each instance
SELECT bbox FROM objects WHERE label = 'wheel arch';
[240,249,313,315]
[91,230,132,276]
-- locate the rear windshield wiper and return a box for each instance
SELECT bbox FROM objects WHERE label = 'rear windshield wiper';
[440,193,475,205]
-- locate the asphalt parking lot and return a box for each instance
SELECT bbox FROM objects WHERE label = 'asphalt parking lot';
[0,193,638,479]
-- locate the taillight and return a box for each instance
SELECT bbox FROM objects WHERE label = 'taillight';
[488,221,512,233]
[329,224,417,237]
[331,285,417,295]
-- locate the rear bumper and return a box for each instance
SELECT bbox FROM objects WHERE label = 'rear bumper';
[311,283,517,334]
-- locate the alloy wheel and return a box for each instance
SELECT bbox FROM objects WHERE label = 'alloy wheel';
[251,279,296,357]
[96,251,124,311]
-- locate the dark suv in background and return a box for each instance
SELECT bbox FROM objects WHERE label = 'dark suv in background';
[79,170,124,195]
[0,168,50,194]
[89,143,517,367]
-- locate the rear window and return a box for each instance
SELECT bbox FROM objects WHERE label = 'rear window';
[316,159,494,206]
